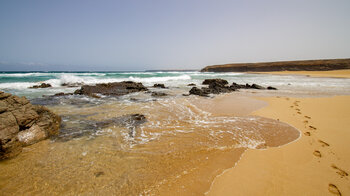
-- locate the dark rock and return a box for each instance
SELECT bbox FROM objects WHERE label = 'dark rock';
[52,92,74,97]
[182,94,190,96]
[0,92,61,160]
[189,79,277,97]
[251,84,265,89]
[267,86,278,90]
[187,83,196,86]
[189,87,209,97]
[74,81,148,97]
[151,92,168,97]
[61,82,84,87]
[202,79,228,86]
[153,84,167,88]
[29,83,52,89]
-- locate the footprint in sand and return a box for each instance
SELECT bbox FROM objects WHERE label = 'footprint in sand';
[313,150,322,158]
[304,132,311,136]
[290,105,294,108]
[331,164,349,177]
[309,125,317,130]
[297,112,302,114]
[304,116,311,119]
[328,184,342,195]
[303,120,309,124]
[318,140,330,147]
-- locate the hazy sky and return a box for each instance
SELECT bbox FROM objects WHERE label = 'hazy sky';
[0,0,349,71]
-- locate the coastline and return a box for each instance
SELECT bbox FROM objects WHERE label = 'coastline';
[250,69,350,78]
[207,95,350,195]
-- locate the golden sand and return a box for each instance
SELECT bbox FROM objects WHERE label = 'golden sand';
[207,95,350,195]
[251,69,350,78]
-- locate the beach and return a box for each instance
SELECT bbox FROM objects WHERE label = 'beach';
[252,69,350,78]
[207,71,350,195]
[0,70,349,195]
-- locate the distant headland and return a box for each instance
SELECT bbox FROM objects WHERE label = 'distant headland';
[201,58,350,72]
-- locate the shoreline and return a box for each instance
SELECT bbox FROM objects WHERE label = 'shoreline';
[250,69,350,78]
[207,95,350,195]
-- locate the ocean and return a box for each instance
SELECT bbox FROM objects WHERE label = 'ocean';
[1,71,350,98]
[0,71,349,195]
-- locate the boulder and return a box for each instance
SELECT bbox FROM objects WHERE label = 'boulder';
[74,81,148,97]
[267,86,278,90]
[153,84,167,88]
[189,87,209,97]
[0,91,61,160]
[29,83,52,89]
[202,79,228,86]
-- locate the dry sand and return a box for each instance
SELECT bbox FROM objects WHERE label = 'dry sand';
[207,95,350,195]
[251,69,350,78]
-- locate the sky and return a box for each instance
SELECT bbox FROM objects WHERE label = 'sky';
[0,0,349,71]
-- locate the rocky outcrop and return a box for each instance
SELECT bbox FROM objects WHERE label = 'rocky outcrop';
[0,91,61,160]
[61,82,84,87]
[29,83,52,88]
[189,79,278,96]
[153,84,167,88]
[201,58,350,72]
[74,81,148,97]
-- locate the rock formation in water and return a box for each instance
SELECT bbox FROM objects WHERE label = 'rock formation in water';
[201,58,350,72]
[153,84,167,88]
[74,81,148,97]
[29,83,52,88]
[0,91,61,160]
[189,79,277,96]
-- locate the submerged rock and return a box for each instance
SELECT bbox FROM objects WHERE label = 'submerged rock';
[151,92,168,97]
[0,91,61,160]
[74,81,148,97]
[29,83,52,89]
[56,114,147,141]
[187,83,196,86]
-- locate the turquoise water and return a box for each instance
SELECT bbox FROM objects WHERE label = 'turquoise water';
[1,71,350,99]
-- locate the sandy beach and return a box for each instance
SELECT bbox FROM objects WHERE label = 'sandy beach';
[252,69,350,78]
[207,95,350,195]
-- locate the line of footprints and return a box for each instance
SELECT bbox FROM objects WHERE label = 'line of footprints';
[283,97,349,196]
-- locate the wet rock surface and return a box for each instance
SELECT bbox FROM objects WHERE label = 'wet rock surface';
[29,83,52,89]
[151,92,168,97]
[61,82,84,87]
[56,114,147,141]
[0,91,61,160]
[74,81,148,97]
[189,79,278,96]
[153,84,167,88]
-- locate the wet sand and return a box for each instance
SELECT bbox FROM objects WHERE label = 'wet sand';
[252,69,350,78]
[207,95,350,195]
